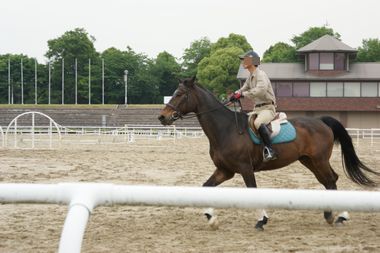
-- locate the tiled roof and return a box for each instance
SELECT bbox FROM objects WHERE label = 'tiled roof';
[297,35,357,53]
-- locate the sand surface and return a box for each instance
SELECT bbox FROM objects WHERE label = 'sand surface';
[0,138,379,253]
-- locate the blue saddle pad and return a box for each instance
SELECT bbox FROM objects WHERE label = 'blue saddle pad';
[248,122,296,145]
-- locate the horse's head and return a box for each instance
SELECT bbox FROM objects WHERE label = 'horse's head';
[158,76,198,125]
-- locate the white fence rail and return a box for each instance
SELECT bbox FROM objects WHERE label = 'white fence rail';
[1,183,380,253]
[1,111,380,149]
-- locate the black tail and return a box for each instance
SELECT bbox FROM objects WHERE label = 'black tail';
[320,116,379,187]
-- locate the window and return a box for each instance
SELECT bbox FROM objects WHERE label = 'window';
[327,82,343,97]
[277,82,292,97]
[344,82,360,97]
[320,53,334,70]
[334,53,345,70]
[361,82,378,97]
[310,82,326,97]
[293,82,309,97]
[309,53,319,70]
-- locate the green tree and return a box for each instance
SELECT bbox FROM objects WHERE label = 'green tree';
[0,54,47,104]
[210,33,252,54]
[151,51,181,99]
[197,47,244,97]
[101,47,160,104]
[181,37,211,77]
[197,33,252,98]
[291,26,341,49]
[262,42,298,63]
[45,28,99,104]
[357,38,380,62]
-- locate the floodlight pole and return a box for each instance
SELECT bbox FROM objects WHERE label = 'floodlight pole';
[62,58,64,105]
[75,58,78,104]
[88,58,91,105]
[21,58,24,104]
[8,58,10,104]
[35,59,37,104]
[124,70,128,105]
[102,59,104,105]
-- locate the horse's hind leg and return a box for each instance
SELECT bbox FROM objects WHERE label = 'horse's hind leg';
[299,156,339,225]
[203,167,234,187]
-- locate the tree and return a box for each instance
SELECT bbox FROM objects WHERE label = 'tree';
[210,33,252,54]
[181,37,211,77]
[262,42,298,63]
[101,47,160,104]
[197,47,245,97]
[0,54,47,104]
[197,33,252,98]
[357,38,380,62]
[45,28,99,104]
[151,51,181,99]
[291,26,341,49]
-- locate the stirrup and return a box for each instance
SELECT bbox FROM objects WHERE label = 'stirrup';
[263,146,277,162]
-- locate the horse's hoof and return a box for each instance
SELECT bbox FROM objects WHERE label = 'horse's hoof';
[255,224,265,231]
[324,211,334,225]
[203,208,219,230]
[334,211,350,227]
[255,216,268,231]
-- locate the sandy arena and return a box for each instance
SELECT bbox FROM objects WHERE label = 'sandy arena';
[0,137,379,253]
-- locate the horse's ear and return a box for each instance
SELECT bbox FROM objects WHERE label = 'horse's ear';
[187,76,196,87]
[177,78,183,84]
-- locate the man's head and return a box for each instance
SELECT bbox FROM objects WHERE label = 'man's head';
[239,50,260,69]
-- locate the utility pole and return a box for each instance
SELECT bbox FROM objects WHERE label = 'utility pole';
[124,70,128,105]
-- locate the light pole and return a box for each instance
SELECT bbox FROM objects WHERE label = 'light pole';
[124,70,128,105]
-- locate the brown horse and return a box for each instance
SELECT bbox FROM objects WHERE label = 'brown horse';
[158,77,379,230]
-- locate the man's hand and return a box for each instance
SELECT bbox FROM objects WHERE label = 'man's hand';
[229,91,243,102]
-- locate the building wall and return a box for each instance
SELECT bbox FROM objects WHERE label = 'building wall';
[283,111,380,128]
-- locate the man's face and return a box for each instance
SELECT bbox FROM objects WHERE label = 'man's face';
[241,56,253,69]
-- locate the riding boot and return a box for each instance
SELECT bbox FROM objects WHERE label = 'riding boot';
[258,124,278,162]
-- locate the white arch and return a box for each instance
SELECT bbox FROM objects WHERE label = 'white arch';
[5,111,62,148]
[0,126,4,147]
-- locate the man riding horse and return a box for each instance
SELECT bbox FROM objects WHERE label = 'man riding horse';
[230,50,277,161]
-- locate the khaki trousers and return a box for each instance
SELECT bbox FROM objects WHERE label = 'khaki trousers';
[248,105,276,129]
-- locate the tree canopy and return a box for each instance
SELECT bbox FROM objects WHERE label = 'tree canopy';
[291,26,341,49]
[356,38,380,62]
[262,42,298,63]
[1,27,379,105]
[197,33,252,98]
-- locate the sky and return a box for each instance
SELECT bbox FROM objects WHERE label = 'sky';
[1,0,379,63]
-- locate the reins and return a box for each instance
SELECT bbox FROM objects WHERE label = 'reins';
[166,98,244,134]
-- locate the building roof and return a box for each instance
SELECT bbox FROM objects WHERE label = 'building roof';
[297,35,357,53]
[237,63,380,81]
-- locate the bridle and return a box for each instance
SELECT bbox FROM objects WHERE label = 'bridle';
[165,84,244,134]
[165,85,230,121]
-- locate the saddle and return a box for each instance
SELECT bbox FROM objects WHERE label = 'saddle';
[248,112,296,145]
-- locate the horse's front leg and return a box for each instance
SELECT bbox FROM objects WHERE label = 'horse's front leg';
[202,167,234,230]
[241,167,269,231]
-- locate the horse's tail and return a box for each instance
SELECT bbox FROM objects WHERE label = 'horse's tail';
[320,116,379,187]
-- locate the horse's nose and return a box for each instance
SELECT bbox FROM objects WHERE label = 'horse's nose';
[158,115,165,122]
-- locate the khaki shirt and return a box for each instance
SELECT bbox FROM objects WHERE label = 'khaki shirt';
[238,68,276,106]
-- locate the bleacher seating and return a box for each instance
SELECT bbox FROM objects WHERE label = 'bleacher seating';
[0,106,200,127]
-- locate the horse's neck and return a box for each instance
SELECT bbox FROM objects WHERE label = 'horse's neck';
[195,88,238,147]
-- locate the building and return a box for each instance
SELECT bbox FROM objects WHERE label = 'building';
[237,35,380,128]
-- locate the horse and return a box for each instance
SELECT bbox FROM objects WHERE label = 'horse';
[158,76,379,231]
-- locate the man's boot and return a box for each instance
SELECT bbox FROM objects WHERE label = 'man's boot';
[258,124,278,162]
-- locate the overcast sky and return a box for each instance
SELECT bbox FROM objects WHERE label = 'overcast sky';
[1,0,379,62]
